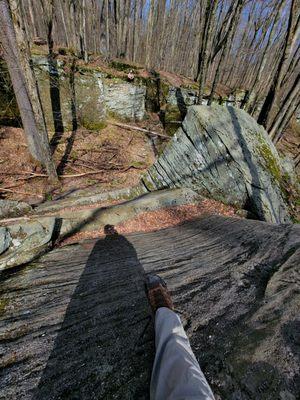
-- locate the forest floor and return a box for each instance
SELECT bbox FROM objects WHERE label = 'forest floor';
[60,202,237,246]
[0,114,166,204]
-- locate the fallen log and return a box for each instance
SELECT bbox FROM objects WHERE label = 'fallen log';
[109,121,170,139]
[1,171,106,179]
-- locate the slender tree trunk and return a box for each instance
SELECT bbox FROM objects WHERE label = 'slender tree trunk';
[274,97,300,144]
[132,0,139,62]
[244,2,283,112]
[257,0,299,130]
[197,0,218,104]
[59,0,69,47]
[42,0,64,147]
[208,0,243,105]
[27,0,38,37]
[80,0,88,62]
[105,0,110,56]
[0,0,57,179]
[145,0,155,68]
[270,73,300,141]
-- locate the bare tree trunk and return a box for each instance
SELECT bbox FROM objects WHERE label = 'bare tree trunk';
[274,97,300,145]
[59,0,69,47]
[197,0,218,104]
[145,0,155,68]
[106,0,110,56]
[0,0,57,180]
[69,0,80,54]
[27,0,38,37]
[208,0,243,105]
[257,0,299,130]
[132,0,139,62]
[80,0,88,62]
[270,73,300,141]
[39,0,65,148]
[244,2,284,112]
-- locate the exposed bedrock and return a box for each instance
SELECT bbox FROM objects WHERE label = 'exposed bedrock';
[142,105,291,223]
[0,216,299,399]
[33,56,146,130]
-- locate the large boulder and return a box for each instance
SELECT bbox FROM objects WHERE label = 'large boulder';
[142,105,290,223]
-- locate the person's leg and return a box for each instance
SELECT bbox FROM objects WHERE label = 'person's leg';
[146,275,215,400]
[150,307,215,400]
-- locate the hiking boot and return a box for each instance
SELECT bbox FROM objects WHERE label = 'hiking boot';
[146,274,174,313]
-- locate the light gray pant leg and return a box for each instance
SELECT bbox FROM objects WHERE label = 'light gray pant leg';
[150,307,215,400]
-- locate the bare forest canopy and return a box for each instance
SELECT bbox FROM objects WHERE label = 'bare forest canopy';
[0,0,299,178]
[22,1,299,98]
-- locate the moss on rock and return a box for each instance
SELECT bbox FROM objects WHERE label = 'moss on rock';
[109,60,139,73]
[258,143,282,183]
[163,104,182,136]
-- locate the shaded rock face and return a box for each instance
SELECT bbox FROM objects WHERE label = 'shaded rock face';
[34,57,106,131]
[0,199,32,219]
[167,87,198,109]
[142,105,290,223]
[32,57,146,131]
[104,82,146,121]
[0,216,299,399]
[0,227,11,255]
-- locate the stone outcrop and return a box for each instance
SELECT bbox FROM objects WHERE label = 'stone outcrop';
[0,199,32,219]
[0,216,299,399]
[142,105,290,223]
[0,217,55,271]
[32,57,146,131]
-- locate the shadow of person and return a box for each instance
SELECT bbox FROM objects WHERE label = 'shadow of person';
[34,225,154,400]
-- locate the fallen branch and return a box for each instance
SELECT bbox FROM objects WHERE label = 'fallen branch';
[109,121,170,139]
[0,187,44,198]
[62,171,105,178]
[28,171,105,179]
[2,170,105,179]
[73,161,100,172]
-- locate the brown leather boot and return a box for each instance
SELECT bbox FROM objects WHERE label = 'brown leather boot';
[146,274,174,313]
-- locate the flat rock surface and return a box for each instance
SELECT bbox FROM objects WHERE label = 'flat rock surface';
[0,216,299,399]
